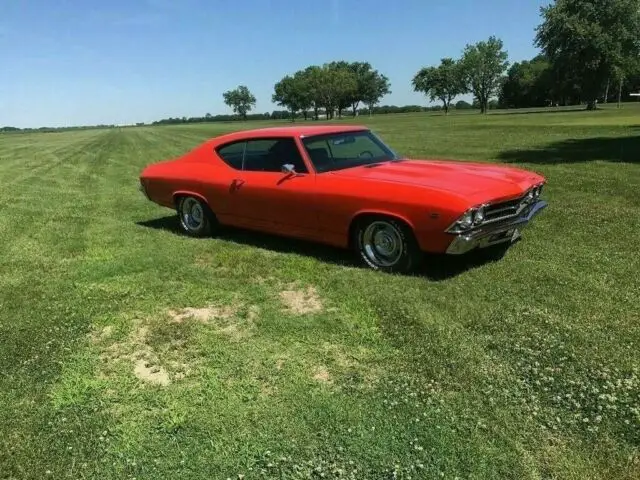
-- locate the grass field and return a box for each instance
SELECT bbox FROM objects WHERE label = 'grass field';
[1,105,639,479]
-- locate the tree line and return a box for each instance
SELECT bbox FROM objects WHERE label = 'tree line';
[219,0,640,121]
[2,0,639,132]
[412,0,639,113]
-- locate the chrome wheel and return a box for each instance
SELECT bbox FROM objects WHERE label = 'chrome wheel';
[180,197,205,232]
[361,221,404,267]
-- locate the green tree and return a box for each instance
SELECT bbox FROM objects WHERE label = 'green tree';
[455,100,472,109]
[222,85,256,120]
[412,58,467,114]
[272,75,304,121]
[460,36,509,114]
[300,65,323,120]
[326,61,358,118]
[345,62,389,116]
[499,55,554,108]
[535,0,640,110]
[302,63,357,120]
[361,72,391,115]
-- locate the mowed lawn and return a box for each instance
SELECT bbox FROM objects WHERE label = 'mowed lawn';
[1,106,639,479]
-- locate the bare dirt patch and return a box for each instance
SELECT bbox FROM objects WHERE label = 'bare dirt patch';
[92,301,256,387]
[279,285,323,314]
[89,325,114,344]
[133,359,170,386]
[168,305,237,324]
[312,366,332,383]
[95,322,175,387]
[167,302,256,340]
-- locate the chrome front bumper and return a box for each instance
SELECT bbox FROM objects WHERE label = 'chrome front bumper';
[446,200,547,255]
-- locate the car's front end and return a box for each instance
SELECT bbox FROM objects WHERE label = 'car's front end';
[444,182,547,254]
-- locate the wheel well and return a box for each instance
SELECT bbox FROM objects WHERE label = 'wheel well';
[347,212,415,249]
[173,192,207,208]
[172,193,216,218]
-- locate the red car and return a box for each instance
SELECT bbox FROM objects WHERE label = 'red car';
[139,125,547,273]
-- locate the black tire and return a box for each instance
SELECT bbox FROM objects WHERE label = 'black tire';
[176,196,216,237]
[352,216,423,273]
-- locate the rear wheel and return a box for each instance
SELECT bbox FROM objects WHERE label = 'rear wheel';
[353,216,423,273]
[176,196,215,237]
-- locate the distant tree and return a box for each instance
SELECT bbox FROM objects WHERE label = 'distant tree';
[412,58,467,114]
[273,75,304,121]
[344,62,390,117]
[499,55,554,108]
[222,85,256,120]
[362,72,391,115]
[455,100,472,109]
[535,0,640,110]
[460,36,509,113]
[325,61,358,118]
[299,65,323,120]
[301,63,357,120]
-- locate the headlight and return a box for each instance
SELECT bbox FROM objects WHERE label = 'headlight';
[446,204,486,233]
[531,183,545,199]
[525,189,535,203]
[458,210,474,229]
[474,205,486,224]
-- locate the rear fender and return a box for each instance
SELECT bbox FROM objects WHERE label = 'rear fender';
[172,190,210,209]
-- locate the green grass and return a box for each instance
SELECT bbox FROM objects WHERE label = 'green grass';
[1,105,639,479]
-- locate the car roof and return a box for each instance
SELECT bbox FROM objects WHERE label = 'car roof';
[209,124,369,145]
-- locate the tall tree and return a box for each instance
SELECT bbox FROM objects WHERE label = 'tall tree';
[535,0,640,110]
[345,62,389,116]
[499,55,554,108]
[362,72,391,115]
[460,36,509,114]
[412,58,467,114]
[300,65,323,120]
[326,61,358,118]
[222,85,256,120]
[272,75,304,121]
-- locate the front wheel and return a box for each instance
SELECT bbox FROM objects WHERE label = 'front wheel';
[176,196,215,237]
[353,217,423,273]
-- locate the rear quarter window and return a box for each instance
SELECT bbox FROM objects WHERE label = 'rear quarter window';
[215,141,244,170]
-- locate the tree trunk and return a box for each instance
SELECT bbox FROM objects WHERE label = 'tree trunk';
[604,78,610,104]
[352,102,359,116]
[617,78,623,109]
[314,106,318,121]
[586,99,597,110]
[303,111,308,121]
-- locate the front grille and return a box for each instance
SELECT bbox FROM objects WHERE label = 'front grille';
[484,193,528,223]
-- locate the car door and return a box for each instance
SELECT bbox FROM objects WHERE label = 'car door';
[225,137,319,238]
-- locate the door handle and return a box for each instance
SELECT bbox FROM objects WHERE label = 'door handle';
[230,178,245,191]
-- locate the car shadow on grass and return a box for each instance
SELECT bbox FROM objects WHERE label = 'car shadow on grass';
[497,135,640,164]
[136,215,509,281]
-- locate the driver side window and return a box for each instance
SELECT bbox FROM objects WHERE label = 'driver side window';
[243,138,308,173]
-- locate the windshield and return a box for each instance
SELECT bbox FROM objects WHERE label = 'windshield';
[301,130,401,173]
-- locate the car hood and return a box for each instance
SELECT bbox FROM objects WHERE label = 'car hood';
[329,159,543,203]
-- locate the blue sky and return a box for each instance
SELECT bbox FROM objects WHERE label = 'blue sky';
[0,0,549,128]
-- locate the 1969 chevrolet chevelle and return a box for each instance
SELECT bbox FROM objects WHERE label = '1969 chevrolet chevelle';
[139,125,547,273]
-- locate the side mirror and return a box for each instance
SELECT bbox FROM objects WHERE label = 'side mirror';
[281,163,295,175]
